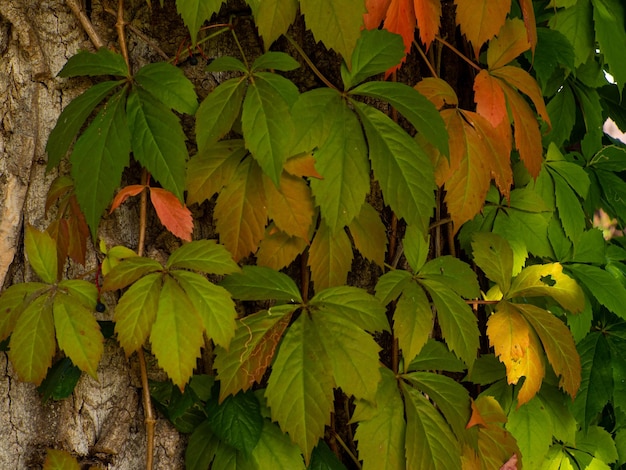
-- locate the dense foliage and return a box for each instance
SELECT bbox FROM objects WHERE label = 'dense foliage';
[6,0,626,468]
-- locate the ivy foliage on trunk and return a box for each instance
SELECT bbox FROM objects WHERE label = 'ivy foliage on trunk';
[4,0,626,468]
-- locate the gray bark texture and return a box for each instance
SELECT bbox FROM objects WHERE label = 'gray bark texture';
[0,0,203,467]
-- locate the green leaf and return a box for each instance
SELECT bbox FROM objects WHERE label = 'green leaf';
[309,98,370,232]
[533,27,575,91]
[592,0,626,91]
[549,0,594,67]
[551,171,586,241]
[506,397,554,468]
[114,272,162,355]
[577,425,619,465]
[350,81,449,157]
[308,220,353,290]
[206,56,248,73]
[134,62,198,114]
[0,282,49,341]
[37,357,81,403]
[403,371,470,439]
[252,0,299,49]
[220,265,302,303]
[401,381,461,469]
[308,441,346,470]
[8,294,56,385]
[215,308,294,400]
[70,88,130,239]
[546,158,590,198]
[420,279,479,366]
[252,420,306,469]
[341,29,405,89]
[403,225,429,272]
[170,270,237,348]
[59,47,129,77]
[265,314,335,463]
[43,449,81,470]
[354,101,436,234]
[58,280,97,310]
[176,0,224,45]
[545,83,576,148]
[242,74,295,185]
[166,239,240,274]
[299,0,365,66]
[572,229,605,264]
[572,332,612,429]
[127,87,188,201]
[419,256,480,299]
[590,145,626,171]
[354,368,405,470]
[196,78,247,151]
[408,339,467,373]
[25,225,57,284]
[101,256,162,291]
[252,52,300,72]
[46,80,123,169]
[568,263,626,319]
[52,292,103,379]
[375,270,413,306]
[291,88,342,155]
[150,275,204,389]
[310,285,389,333]
[186,419,219,470]
[464,353,505,385]
[472,232,514,294]
[394,281,432,364]
[314,311,381,401]
[206,391,264,454]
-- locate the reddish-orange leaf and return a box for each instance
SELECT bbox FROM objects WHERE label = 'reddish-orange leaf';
[466,399,488,429]
[474,70,507,128]
[284,153,323,179]
[67,196,89,265]
[413,0,441,48]
[487,18,530,70]
[46,219,70,279]
[467,110,513,199]
[383,0,416,55]
[109,185,146,213]
[149,188,193,242]
[519,0,537,54]
[491,65,551,127]
[415,77,458,110]
[497,79,544,178]
[264,172,315,240]
[454,0,511,58]
[364,0,391,29]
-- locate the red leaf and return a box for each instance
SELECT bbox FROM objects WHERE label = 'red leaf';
[364,0,391,29]
[413,0,441,48]
[109,185,146,213]
[383,0,416,55]
[474,70,507,128]
[149,188,193,241]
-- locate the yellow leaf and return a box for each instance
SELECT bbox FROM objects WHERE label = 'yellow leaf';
[257,225,307,270]
[487,18,530,70]
[215,158,268,261]
[348,203,387,267]
[264,172,315,240]
[283,153,323,179]
[308,220,353,290]
[414,77,458,109]
[454,0,511,58]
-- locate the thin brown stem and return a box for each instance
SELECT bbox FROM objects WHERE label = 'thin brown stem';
[116,0,130,72]
[66,0,105,49]
[331,429,362,469]
[285,34,337,90]
[434,35,481,72]
[413,40,438,78]
[301,249,310,303]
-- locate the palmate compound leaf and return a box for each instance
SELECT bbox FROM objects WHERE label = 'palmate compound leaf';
[400,380,462,469]
[308,219,353,290]
[25,225,57,284]
[214,157,268,261]
[214,307,295,401]
[70,88,130,240]
[219,265,302,303]
[354,367,406,470]
[8,293,56,385]
[150,275,205,389]
[471,232,514,294]
[52,292,104,380]
[515,303,581,398]
[487,301,546,406]
[166,239,240,275]
[353,100,435,234]
[507,262,585,313]
[265,313,335,463]
[170,270,237,349]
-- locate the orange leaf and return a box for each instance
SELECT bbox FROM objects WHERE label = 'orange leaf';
[264,172,315,240]
[432,109,464,184]
[487,18,530,70]
[364,0,391,29]
[383,0,416,55]
[491,65,550,127]
[149,188,193,242]
[454,0,511,58]
[284,153,323,179]
[474,70,507,128]
[519,0,537,54]
[467,110,513,199]
[413,0,441,48]
[414,77,458,110]
[215,158,268,261]
[496,79,543,178]
[466,399,488,429]
[109,185,146,213]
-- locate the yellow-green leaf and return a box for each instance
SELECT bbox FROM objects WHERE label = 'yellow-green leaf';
[150,276,204,389]
[25,225,57,284]
[43,449,80,470]
[101,256,162,291]
[394,281,432,364]
[348,203,387,268]
[53,292,104,379]
[507,262,585,313]
[166,239,240,275]
[487,18,531,70]
[471,232,514,294]
[252,0,298,49]
[256,226,307,270]
[308,220,353,290]
[0,282,49,341]
[264,172,315,240]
